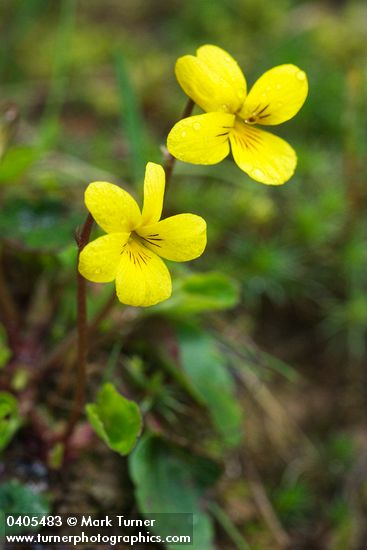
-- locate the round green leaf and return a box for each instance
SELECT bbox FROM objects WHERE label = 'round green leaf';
[86,383,142,456]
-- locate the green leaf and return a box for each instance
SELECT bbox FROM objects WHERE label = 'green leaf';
[48,442,64,470]
[86,383,142,456]
[0,327,11,369]
[129,434,216,550]
[0,392,22,452]
[0,480,49,535]
[115,52,146,183]
[0,146,41,183]
[153,271,240,317]
[178,325,243,448]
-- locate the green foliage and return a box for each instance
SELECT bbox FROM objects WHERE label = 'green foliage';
[154,271,240,316]
[209,502,251,550]
[125,356,192,421]
[1,0,367,545]
[321,433,356,480]
[0,327,11,369]
[48,442,64,470]
[327,434,355,467]
[86,382,142,456]
[273,481,314,528]
[115,52,147,183]
[177,324,243,448]
[0,198,80,250]
[0,146,41,183]
[0,392,22,452]
[129,434,218,550]
[39,0,76,147]
[328,498,355,550]
[0,480,49,535]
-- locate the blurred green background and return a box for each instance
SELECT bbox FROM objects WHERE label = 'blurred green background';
[1,0,367,548]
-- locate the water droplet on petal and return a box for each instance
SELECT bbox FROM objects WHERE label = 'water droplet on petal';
[181,131,187,138]
[297,70,306,81]
[193,122,201,131]
[221,104,229,112]
[251,168,265,180]
[261,92,267,99]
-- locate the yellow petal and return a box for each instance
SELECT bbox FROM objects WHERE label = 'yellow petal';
[141,162,165,226]
[175,49,243,113]
[197,44,247,107]
[85,181,141,233]
[239,64,308,125]
[115,240,172,307]
[167,112,234,165]
[229,119,297,185]
[79,233,129,283]
[137,214,207,262]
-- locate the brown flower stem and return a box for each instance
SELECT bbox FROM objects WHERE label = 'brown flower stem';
[163,97,194,190]
[0,249,19,354]
[35,291,116,381]
[57,213,94,445]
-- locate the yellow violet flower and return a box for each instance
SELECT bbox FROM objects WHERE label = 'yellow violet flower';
[78,162,207,307]
[167,45,308,185]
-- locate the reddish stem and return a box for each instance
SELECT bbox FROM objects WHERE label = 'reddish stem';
[57,213,94,444]
[0,251,19,354]
[164,98,194,190]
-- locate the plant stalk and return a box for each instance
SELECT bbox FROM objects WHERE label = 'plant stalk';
[0,250,19,354]
[164,98,194,190]
[58,213,94,444]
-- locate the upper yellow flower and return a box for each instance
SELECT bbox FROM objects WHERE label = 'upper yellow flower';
[79,162,207,307]
[167,45,308,185]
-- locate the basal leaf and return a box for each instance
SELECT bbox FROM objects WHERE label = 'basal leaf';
[129,434,216,550]
[177,325,243,448]
[86,383,142,456]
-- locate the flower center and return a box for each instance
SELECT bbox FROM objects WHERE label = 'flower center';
[121,236,152,268]
[130,231,163,250]
[245,116,257,124]
[243,104,271,125]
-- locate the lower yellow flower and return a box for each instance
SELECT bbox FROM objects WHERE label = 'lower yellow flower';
[78,162,207,307]
[167,45,308,185]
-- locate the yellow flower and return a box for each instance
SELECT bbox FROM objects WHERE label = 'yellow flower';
[167,45,308,185]
[78,162,207,307]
